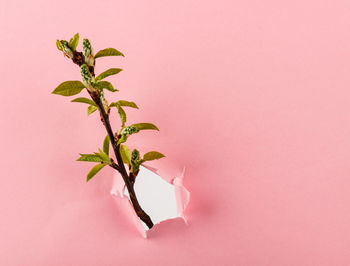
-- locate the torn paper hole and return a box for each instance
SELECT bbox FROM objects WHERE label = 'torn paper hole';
[110,165,190,238]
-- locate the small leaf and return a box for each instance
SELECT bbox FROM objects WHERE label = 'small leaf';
[69,33,79,51]
[87,105,98,115]
[52,81,86,96]
[96,68,123,81]
[86,163,106,182]
[94,48,124,58]
[116,105,126,126]
[95,81,118,92]
[120,145,131,166]
[95,149,112,164]
[110,100,138,109]
[56,40,63,51]
[116,134,128,145]
[130,149,141,173]
[71,97,96,106]
[142,151,165,162]
[103,135,110,155]
[77,154,103,162]
[118,100,138,108]
[131,123,159,131]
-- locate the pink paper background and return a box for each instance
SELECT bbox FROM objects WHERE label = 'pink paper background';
[2,0,350,265]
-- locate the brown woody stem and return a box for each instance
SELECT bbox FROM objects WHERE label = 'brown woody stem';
[71,51,154,229]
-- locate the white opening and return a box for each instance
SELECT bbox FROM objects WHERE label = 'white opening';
[124,166,178,229]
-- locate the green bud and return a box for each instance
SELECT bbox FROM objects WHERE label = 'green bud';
[131,149,141,173]
[80,64,93,86]
[83,39,94,66]
[117,126,139,145]
[131,149,140,162]
[121,126,139,136]
[60,40,73,58]
[83,39,92,57]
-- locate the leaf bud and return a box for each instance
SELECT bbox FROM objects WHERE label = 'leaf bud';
[80,64,96,91]
[83,39,94,66]
[131,149,141,173]
[121,126,139,136]
[60,40,74,58]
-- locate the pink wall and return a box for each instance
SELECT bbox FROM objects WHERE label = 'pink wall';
[2,0,350,265]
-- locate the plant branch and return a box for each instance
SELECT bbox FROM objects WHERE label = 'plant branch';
[70,52,154,229]
[92,92,154,229]
[110,161,121,172]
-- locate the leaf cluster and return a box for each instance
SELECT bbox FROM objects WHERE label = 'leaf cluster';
[53,33,165,182]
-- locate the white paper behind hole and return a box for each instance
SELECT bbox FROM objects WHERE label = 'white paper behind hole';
[124,166,179,229]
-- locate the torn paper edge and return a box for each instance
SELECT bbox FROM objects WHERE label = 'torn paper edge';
[110,166,190,238]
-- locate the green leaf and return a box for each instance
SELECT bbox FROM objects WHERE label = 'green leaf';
[78,149,111,165]
[110,100,138,109]
[87,105,98,115]
[142,151,165,162]
[94,48,124,58]
[103,135,110,155]
[116,134,128,145]
[86,163,106,182]
[69,33,79,51]
[94,81,118,92]
[120,145,131,166]
[52,81,86,96]
[95,149,112,164]
[77,154,103,162]
[95,68,123,81]
[131,123,159,131]
[116,105,126,126]
[118,100,138,108]
[56,40,63,51]
[71,97,96,106]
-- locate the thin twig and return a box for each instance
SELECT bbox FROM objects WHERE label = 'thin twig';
[71,51,154,229]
